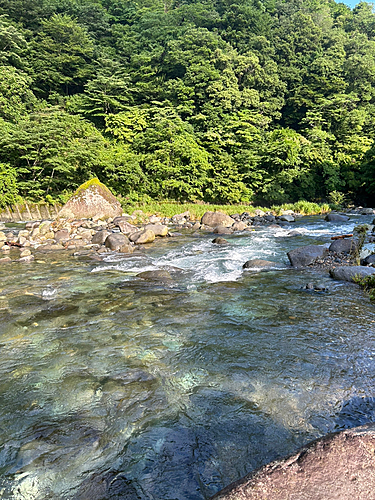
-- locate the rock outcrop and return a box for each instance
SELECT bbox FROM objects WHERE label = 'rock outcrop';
[58,179,122,220]
[211,423,375,500]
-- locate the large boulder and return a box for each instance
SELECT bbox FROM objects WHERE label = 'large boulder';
[325,213,350,222]
[329,266,375,282]
[287,244,328,267]
[329,238,357,254]
[201,211,235,228]
[92,230,111,245]
[105,233,130,251]
[130,229,155,244]
[211,424,375,500]
[57,179,122,220]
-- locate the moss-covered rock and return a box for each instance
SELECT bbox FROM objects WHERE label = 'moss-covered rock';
[57,179,122,220]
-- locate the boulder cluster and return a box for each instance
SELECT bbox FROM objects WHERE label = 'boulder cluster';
[0,208,302,264]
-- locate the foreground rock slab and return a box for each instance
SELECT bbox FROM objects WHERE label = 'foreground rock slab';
[330,266,375,282]
[211,423,375,500]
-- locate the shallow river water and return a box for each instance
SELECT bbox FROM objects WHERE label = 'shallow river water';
[1,215,375,499]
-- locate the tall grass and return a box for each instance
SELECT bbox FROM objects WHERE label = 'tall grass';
[121,200,331,218]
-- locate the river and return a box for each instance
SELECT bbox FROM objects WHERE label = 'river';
[0,214,375,499]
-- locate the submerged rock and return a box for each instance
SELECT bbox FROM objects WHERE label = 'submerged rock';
[57,178,122,220]
[243,259,284,269]
[211,423,375,500]
[137,270,172,281]
[287,244,328,267]
[212,237,229,245]
[329,266,375,282]
[213,225,233,234]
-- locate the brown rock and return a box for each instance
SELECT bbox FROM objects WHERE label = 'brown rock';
[243,259,284,269]
[232,221,247,231]
[54,229,70,242]
[119,244,134,254]
[92,230,111,245]
[201,211,235,228]
[213,226,233,234]
[145,224,169,237]
[212,237,229,245]
[0,256,11,263]
[57,178,122,220]
[129,229,156,244]
[211,424,375,500]
[105,233,129,251]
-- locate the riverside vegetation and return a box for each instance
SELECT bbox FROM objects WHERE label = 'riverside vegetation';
[2,0,375,208]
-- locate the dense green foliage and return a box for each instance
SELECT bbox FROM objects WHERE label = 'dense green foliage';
[1,0,375,205]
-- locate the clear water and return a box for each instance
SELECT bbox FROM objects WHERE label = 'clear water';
[0,215,375,499]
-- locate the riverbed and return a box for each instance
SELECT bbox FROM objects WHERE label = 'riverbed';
[0,215,375,499]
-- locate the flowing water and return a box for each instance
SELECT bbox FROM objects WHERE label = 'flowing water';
[1,215,375,499]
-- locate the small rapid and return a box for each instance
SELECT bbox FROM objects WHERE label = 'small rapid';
[0,214,375,499]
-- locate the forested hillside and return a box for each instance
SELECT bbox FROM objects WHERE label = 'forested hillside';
[1,0,375,206]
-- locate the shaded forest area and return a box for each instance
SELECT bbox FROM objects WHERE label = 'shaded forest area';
[1,0,375,207]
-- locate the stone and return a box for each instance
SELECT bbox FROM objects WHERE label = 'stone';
[172,211,190,222]
[38,220,53,235]
[286,230,302,237]
[36,244,65,251]
[20,249,31,258]
[57,178,122,220]
[0,231,6,242]
[254,209,265,216]
[129,229,155,244]
[201,211,235,228]
[19,255,34,263]
[243,259,284,269]
[105,233,130,251]
[211,424,375,500]
[119,244,134,254]
[145,224,168,237]
[325,213,350,222]
[0,256,11,263]
[362,254,375,266]
[361,208,374,215]
[134,229,155,244]
[278,214,295,222]
[212,237,229,245]
[54,229,70,242]
[329,238,357,254]
[287,244,328,267]
[264,215,276,223]
[330,266,375,282]
[137,270,172,281]
[91,230,111,245]
[213,226,233,234]
[231,221,247,231]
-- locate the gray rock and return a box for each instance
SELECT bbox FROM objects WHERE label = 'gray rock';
[201,211,235,228]
[264,215,276,223]
[54,229,70,242]
[130,229,155,244]
[243,259,284,269]
[105,233,129,251]
[362,254,375,266]
[115,220,138,234]
[91,230,111,245]
[286,230,302,237]
[231,221,247,231]
[325,213,350,222]
[329,266,375,282]
[278,214,295,222]
[329,238,357,254]
[211,424,375,500]
[213,225,233,234]
[212,237,229,245]
[361,208,374,215]
[0,256,11,263]
[287,244,328,267]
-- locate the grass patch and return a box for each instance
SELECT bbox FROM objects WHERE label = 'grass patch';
[353,273,375,301]
[121,200,331,218]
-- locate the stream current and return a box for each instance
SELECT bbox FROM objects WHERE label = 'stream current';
[0,215,375,499]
